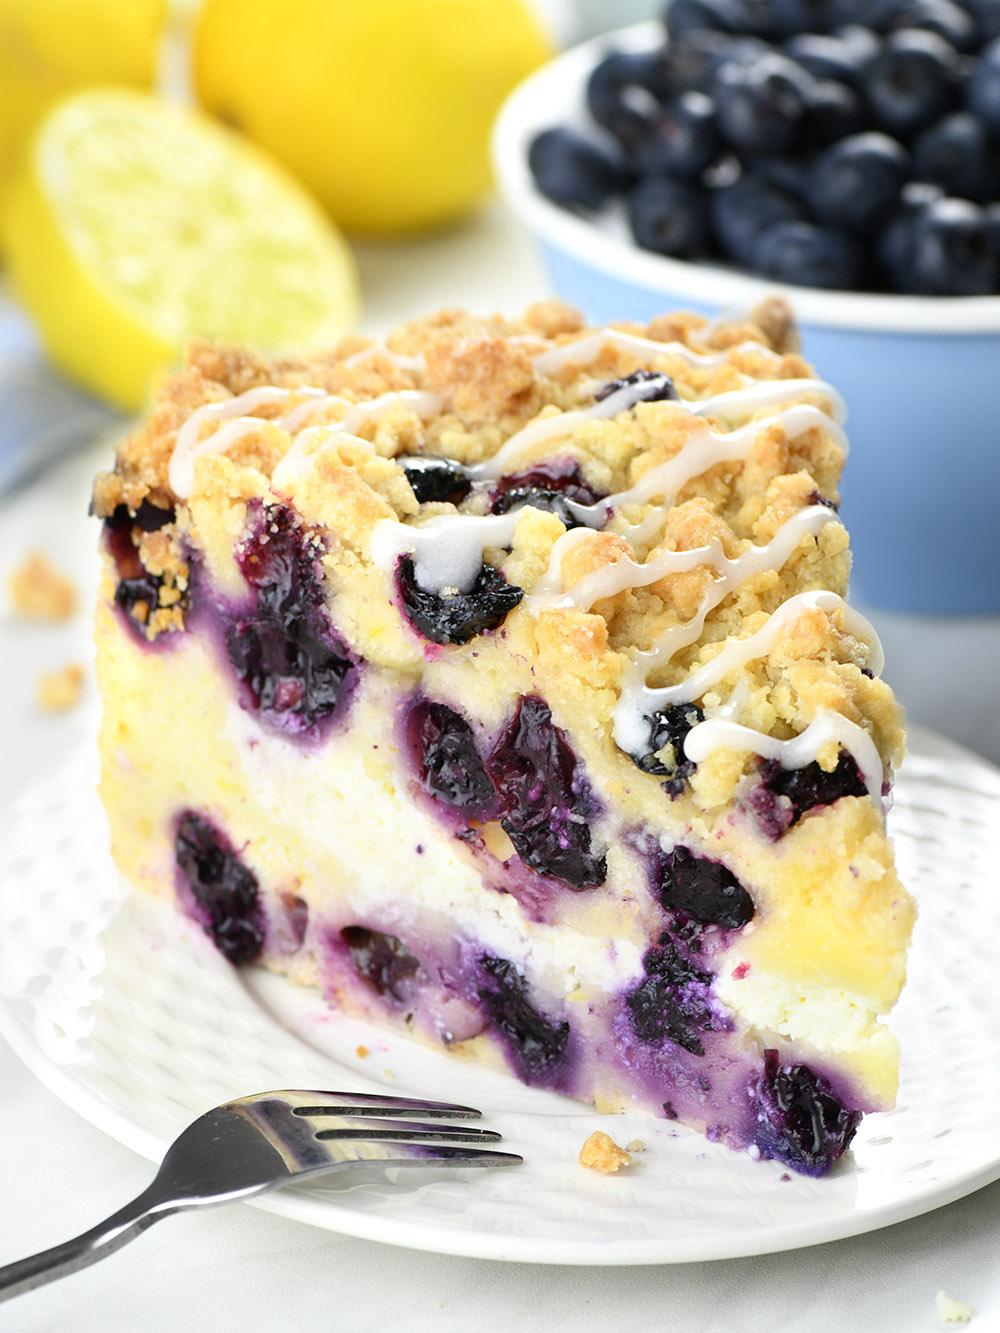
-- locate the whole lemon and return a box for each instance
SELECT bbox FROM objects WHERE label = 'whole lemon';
[0,0,167,235]
[194,0,552,235]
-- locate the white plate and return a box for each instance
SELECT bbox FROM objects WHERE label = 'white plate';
[1,729,999,1265]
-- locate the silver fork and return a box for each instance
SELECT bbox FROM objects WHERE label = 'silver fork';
[0,1088,521,1302]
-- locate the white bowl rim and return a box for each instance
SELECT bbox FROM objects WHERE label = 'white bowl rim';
[493,19,1000,336]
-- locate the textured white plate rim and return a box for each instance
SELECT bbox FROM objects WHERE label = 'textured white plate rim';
[2,724,999,1266]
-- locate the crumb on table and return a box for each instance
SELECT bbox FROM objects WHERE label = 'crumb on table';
[579,1130,631,1175]
[936,1291,974,1326]
[8,551,77,620]
[35,663,85,713]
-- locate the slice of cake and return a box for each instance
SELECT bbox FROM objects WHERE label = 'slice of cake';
[92,297,914,1177]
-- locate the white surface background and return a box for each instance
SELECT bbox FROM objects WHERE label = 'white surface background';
[1,203,999,1331]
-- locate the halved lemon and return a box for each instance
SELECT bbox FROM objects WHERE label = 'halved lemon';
[5,88,360,411]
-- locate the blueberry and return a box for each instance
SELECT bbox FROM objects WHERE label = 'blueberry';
[808,132,909,233]
[490,459,603,529]
[714,53,815,156]
[594,369,678,404]
[406,697,496,817]
[865,29,960,137]
[759,749,868,825]
[664,0,738,36]
[890,0,977,51]
[661,30,768,96]
[827,0,905,31]
[753,220,866,289]
[966,37,1000,133]
[396,554,523,646]
[914,113,1000,203]
[586,50,667,147]
[711,174,804,265]
[754,156,813,201]
[527,128,629,211]
[629,701,704,794]
[801,79,866,147]
[486,695,607,888]
[632,92,720,179]
[478,954,570,1083]
[770,0,839,36]
[784,34,860,84]
[908,196,998,294]
[985,201,1000,257]
[114,573,164,631]
[625,934,720,1055]
[627,176,712,259]
[753,1050,861,1176]
[966,0,1000,43]
[833,24,883,66]
[227,503,355,736]
[400,456,472,504]
[341,926,423,1006]
[658,846,755,929]
[175,811,264,964]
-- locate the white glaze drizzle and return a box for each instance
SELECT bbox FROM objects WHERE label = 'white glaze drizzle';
[370,511,523,595]
[686,378,845,424]
[531,330,781,376]
[683,709,887,811]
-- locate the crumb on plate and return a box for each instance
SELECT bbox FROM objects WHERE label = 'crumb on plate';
[9,551,77,620]
[35,662,85,713]
[579,1130,631,1174]
[936,1291,974,1326]
[355,1044,369,1058]
[625,1139,647,1153]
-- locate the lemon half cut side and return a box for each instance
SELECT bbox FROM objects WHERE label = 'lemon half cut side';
[5,88,360,412]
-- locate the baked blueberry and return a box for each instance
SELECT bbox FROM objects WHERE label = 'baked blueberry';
[754,1050,861,1175]
[630,701,704,794]
[627,176,712,259]
[487,695,607,888]
[396,554,524,645]
[632,92,720,179]
[342,926,423,1006]
[759,749,868,827]
[400,456,473,504]
[490,459,604,529]
[753,220,866,289]
[657,846,755,930]
[594,369,678,404]
[625,934,720,1055]
[808,132,909,233]
[711,174,804,265]
[865,29,960,137]
[227,503,355,735]
[478,954,570,1082]
[528,128,629,211]
[406,697,497,817]
[175,811,264,964]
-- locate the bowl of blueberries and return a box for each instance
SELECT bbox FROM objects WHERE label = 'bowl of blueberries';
[493,2,1000,613]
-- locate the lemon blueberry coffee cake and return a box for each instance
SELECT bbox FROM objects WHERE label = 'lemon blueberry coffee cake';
[92,297,914,1176]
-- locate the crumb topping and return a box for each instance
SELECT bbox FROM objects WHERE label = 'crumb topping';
[9,551,77,620]
[579,1130,632,1174]
[36,662,85,712]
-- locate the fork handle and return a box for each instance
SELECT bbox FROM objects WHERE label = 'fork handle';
[0,1186,170,1303]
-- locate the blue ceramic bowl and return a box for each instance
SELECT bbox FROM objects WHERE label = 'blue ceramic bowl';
[493,21,1000,614]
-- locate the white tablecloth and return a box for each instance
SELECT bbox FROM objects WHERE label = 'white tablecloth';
[2,203,999,1332]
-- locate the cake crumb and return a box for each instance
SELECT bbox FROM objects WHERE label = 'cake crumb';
[355,1044,369,1059]
[625,1139,646,1153]
[579,1131,631,1174]
[35,663,85,713]
[936,1291,974,1326]
[9,551,77,620]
